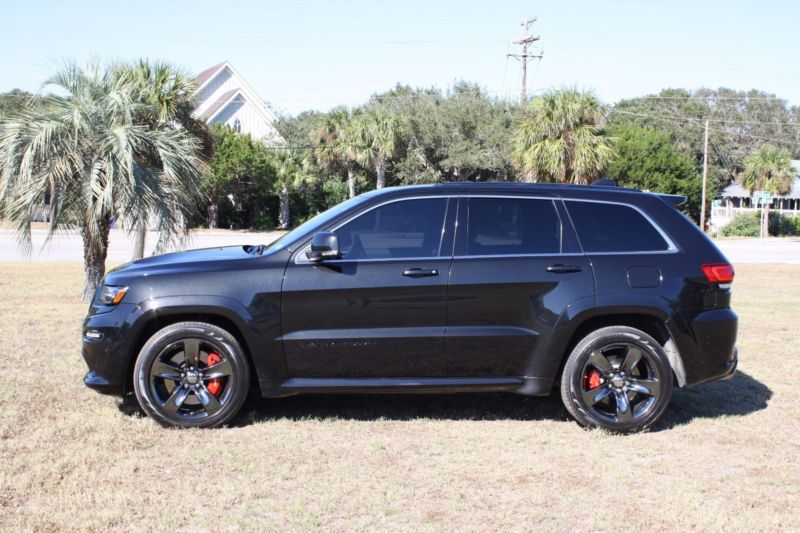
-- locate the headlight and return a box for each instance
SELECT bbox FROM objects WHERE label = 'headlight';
[97,286,129,306]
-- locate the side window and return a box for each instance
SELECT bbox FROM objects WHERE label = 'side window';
[566,201,670,253]
[465,197,561,256]
[333,198,448,260]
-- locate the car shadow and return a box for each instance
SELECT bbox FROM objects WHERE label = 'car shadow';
[653,370,772,431]
[117,371,772,430]
[231,370,771,429]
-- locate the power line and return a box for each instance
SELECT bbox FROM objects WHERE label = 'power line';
[611,109,800,147]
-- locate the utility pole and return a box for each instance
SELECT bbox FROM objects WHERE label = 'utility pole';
[700,120,709,231]
[508,18,543,107]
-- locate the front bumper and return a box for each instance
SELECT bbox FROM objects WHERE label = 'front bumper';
[81,303,140,397]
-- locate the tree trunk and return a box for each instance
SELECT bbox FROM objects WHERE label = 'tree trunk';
[132,219,146,260]
[278,183,290,229]
[347,164,356,199]
[208,202,218,229]
[376,158,386,189]
[82,216,111,302]
[48,181,57,223]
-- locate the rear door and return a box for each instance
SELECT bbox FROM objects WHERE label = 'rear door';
[445,195,594,377]
[281,196,455,377]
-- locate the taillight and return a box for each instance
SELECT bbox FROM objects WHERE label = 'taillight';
[701,263,734,283]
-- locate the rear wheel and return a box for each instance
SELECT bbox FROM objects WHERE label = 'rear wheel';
[560,326,673,433]
[133,322,250,428]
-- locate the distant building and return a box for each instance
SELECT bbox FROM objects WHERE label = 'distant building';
[710,160,800,230]
[193,62,284,145]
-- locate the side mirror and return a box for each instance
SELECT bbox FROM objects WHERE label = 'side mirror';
[306,232,340,262]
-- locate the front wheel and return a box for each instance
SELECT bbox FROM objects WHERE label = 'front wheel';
[560,326,673,433]
[133,322,250,428]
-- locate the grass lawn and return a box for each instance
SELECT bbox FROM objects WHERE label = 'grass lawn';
[1,263,798,530]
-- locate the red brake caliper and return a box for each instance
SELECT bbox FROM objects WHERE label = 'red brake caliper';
[206,353,223,396]
[584,369,603,390]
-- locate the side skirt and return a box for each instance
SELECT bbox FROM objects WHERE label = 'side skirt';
[258,376,553,398]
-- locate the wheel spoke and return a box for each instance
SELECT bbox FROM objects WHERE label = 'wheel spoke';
[196,385,222,415]
[183,339,200,367]
[621,346,643,373]
[628,377,660,397]
[614,390,632,423]
[161,385,190,416]
[151,359,182,381]
[582,385,613,406]
[204,358,233,379]
[588,350,613,375]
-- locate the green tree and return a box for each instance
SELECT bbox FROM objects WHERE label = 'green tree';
[353,107,400,189]
[310,107,367,198]
[0,89,34,119]
[513,88,615,183]
[0,62,204,299]
[270,148,315,228]
[113,60,210,259]
[369,82,516,184]
[606,122,702,219]
[740,145,793,237]
[203,124,275,229]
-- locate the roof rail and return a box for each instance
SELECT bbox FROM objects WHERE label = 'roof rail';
[592,179,617,187]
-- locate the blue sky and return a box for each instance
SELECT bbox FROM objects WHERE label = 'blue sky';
[1,0,797,115]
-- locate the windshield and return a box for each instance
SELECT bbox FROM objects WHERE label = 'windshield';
[263,194,373,254]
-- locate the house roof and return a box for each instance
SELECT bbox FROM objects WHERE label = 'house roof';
[194,62,226,91]
[720,160,800,199]
[199,88,240,121]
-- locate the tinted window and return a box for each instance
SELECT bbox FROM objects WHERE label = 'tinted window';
[465,198,561,256]
[334,198,448,259]
[566,201,670,252]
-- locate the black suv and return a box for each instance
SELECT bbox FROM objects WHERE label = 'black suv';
[83,183,738,432]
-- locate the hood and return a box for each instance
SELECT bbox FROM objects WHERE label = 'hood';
[104,245,259,284]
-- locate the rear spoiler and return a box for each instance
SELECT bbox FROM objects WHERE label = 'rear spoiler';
[656,193,687,207]
[590,179,688,207]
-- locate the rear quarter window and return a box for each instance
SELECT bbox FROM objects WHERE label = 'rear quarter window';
[566,201,670,253]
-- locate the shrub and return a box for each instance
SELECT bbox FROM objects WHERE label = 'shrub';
[721,212,760,237]
[721,211,800,237]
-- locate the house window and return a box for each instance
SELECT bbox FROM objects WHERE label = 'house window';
[233,118,242,133]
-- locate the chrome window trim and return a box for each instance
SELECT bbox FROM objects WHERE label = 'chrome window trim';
[293,192,679,264]
[561,198,679,255]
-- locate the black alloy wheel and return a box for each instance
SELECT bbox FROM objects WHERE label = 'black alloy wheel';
[561,326,673,433]
[133,322,250,428]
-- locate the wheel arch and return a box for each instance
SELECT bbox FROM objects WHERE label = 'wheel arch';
[123,304,259,395]
[558,311,687,388]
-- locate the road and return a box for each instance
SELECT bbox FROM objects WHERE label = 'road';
[0,229,798,264]
[0,228,285,263]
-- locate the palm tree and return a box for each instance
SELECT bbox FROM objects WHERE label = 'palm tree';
[353,108,400,189]
[114,60,209,259]
[270,148,314,229]
[740,145,793,237]
[311,107,367,198]
[0,62,204,300]
[512,88,615,184]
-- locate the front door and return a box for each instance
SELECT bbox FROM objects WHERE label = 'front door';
[445,195,594,377]
[281,196,455,377]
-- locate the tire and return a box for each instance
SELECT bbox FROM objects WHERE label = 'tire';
[560,326,673,433]
[133,321,250,428]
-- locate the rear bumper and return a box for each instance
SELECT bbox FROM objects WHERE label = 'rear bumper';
[667,308,739,386]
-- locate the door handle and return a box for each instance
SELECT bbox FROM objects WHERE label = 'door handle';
[546,264,582,274]
[402,268,439,278]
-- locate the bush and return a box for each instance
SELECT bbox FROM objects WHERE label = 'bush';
[721,211,800,237]
[721,212,760,237]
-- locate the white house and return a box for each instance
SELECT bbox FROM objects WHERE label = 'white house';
[710,160,800,230]
[193,62,284,146]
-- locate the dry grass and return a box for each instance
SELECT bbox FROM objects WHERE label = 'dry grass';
[0,263,798,531]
